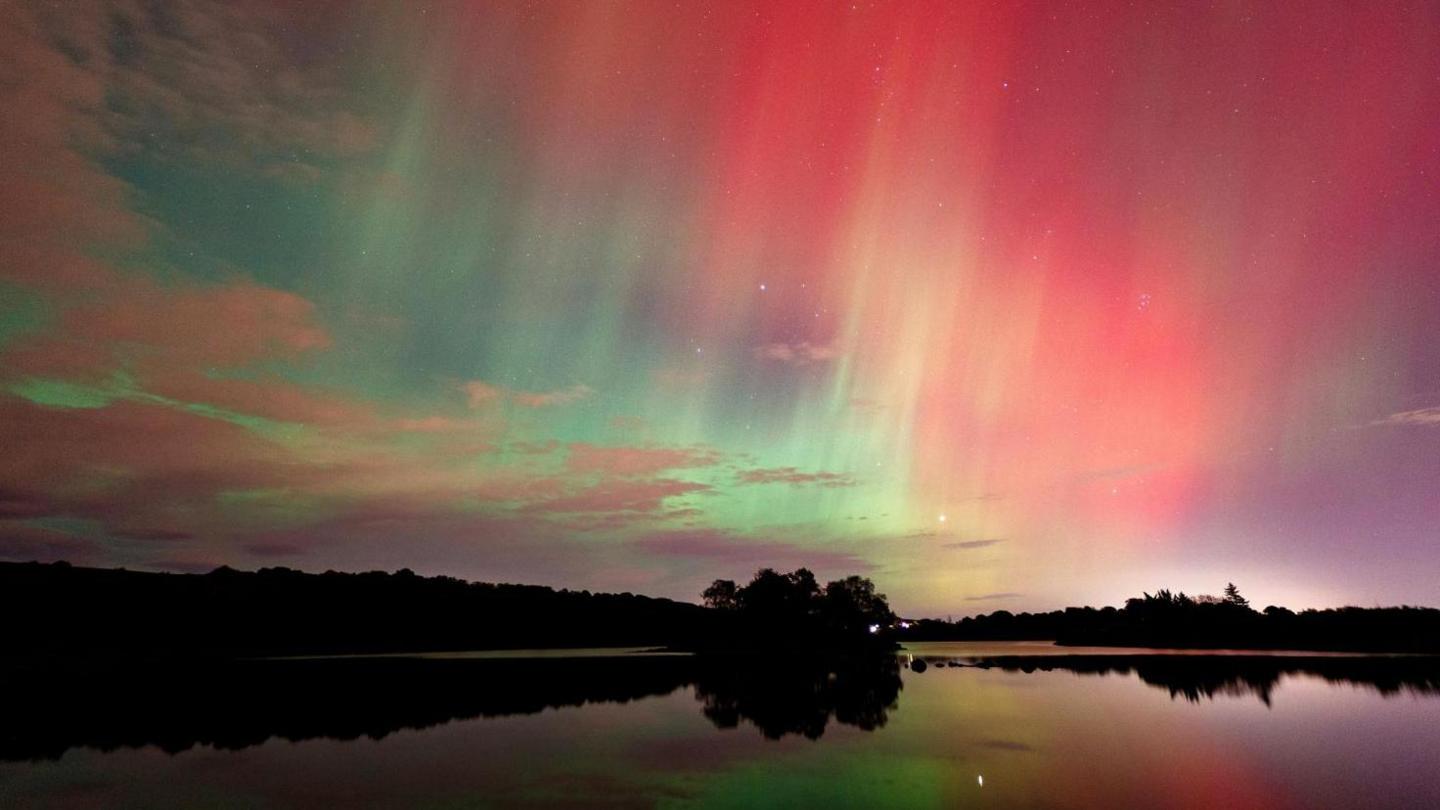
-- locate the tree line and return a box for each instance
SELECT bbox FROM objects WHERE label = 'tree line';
[1,560,718,657]
[2,561,895,658]
[897,584,1440,653]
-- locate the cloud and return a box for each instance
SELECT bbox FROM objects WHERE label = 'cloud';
[461,380,593,409]
[512,384,594,408]
[964,592,1023,602]
[53,0,379,169]
[735,467,856,487]
[941,538,1005,550]
[394,415,494,436]
[893,531,1003,549]
[140,371,373,430]
[0,9,507,563]
[238,509,626,592]
[1370,406,1440,427]
[0,374,735,566]
[0,391,502,555]
[526,479,711,515]
[607,415,649,433]
[0,4,753,583]
[0,7,146,294]
[4,277,333,390]
[0,488,50,520]
[0,523,100,565]
[0,395,315,544]
[754,340,842,366]
[461,381,505,408]
[567,443,722,477]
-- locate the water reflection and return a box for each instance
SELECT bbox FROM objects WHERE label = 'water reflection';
[0,654,901,761]
[6,652,1440,808]
[908,653,1440,705]
[5,652,1438,764]
[695,656,902,739]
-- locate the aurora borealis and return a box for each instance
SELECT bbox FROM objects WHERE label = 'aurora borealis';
[3,0,1439,616]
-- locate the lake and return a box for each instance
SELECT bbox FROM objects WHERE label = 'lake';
[3,643,1438,808]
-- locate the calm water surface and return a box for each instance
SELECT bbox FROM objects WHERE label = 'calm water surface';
[3,643,1438,809]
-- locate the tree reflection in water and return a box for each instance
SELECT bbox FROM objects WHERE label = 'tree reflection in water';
[0,653,902,760]
[694,655,903,739]
[4,652,1437,761]
[909,654,1440,706]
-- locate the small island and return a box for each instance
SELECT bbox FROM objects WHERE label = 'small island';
[692,568,899,653]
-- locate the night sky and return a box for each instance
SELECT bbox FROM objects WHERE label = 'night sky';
[3,1,1439,616]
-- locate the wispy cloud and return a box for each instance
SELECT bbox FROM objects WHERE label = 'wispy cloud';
[460,380,593,409]
[754,341,842,366]
[941,538,1005,550]
[735,467,855,487]
[964,592,1023,602]
[1370,406,1440,427]
[0,524,99,565]
[567,443,721,477]
[525,479,711,515]
[82,1,379,170]
[894,530,1003,549]
[513,384,594,408]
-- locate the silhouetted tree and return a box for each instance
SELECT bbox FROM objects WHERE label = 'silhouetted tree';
[697,567,896,651]
[823,575,895,636]
[702,579,740,611]
[1224,582,1249,608]
[0,560,722,657]
[896,584,1440,653]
